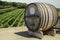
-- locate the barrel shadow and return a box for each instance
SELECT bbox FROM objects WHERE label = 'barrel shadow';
[15,31,33,38]
[56,30,60,34]
[15,31,41,39]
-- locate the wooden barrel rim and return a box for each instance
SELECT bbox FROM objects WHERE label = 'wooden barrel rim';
[24,3,41,32]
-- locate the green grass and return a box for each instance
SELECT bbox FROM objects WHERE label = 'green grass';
[57,9,60,17]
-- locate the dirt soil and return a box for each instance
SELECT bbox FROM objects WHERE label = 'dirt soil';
[0,26,60,40]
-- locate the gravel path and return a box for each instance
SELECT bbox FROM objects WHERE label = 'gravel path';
[0,26,60,40]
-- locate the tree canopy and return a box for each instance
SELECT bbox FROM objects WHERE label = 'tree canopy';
[0,1,28,8]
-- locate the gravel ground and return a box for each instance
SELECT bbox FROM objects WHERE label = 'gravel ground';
[0,26,60,40]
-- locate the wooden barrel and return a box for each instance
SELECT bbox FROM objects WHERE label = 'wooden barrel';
[24,2,58,31]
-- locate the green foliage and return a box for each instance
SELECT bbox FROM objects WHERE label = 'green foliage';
[0,5,11,9]
[0,1,26,28]
[0,7,16,14]
[0,1,28,9]
[57,9,60,17]
[0,9,25,28]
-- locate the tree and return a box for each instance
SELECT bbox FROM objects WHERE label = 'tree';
[0,1,28,9]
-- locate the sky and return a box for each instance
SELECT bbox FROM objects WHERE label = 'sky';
[1,0,60,8]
